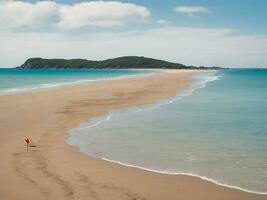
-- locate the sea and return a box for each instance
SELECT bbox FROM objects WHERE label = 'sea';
[0,68,153,95]
[66,69,267,194]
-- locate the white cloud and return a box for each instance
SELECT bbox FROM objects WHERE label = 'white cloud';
[1,26,267,68]
[0,1,59,28]
[59,1,151,29]
[0,1,151,29]
[174,6,209,15]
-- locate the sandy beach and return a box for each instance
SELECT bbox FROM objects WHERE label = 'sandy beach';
[0,70,266,200]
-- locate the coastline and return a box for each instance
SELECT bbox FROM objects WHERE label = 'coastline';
[68,70,267,195]
[0,69,266,200]
[0,69,158,96]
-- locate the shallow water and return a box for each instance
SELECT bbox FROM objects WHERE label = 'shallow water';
[68,70,267,193]
[0,68,152,95]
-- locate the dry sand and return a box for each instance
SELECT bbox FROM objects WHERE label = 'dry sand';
[0,70,266,200]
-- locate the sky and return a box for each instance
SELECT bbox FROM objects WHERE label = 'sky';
[1,0,267,68]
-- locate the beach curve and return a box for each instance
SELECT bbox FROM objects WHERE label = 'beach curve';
[0,69,266,200]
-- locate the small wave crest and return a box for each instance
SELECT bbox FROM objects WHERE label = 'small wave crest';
[102,157,267,195]
[133,71,222,112]
[76,114,114,132]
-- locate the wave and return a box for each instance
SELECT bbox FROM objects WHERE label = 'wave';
[0,71,158,96]
[102,157,267,195]
[75,113,114,132]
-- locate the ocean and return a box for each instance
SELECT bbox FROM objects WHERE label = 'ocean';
[0,68,153,95]
[67,69,267,194]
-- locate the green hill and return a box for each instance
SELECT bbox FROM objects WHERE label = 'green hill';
[18,56,221,69]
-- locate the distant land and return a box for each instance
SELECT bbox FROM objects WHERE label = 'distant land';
[18,56,223,70]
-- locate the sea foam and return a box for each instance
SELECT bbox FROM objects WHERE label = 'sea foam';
[101,157,267,195]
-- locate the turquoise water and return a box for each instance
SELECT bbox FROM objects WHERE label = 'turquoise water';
[0,69,152,95]
[68,70,267,194]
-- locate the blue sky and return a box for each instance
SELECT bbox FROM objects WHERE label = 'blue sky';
[24,0,267,34]
[1,0,267,68]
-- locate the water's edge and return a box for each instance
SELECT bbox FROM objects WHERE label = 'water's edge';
[0,69,159,96]
[101,157,267,195]
[66,71,267,195]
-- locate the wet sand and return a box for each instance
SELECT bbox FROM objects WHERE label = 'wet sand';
[0,70,266,200]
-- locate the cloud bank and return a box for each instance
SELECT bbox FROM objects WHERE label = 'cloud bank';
[0,1,151,29]
[1,26,267,68]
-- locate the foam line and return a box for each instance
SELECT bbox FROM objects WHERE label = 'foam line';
[133,71,222,112]
[77,114,114,131]
[102,157,267,195]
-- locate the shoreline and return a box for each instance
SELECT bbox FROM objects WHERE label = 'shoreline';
[67,70,266,195]
[101,157,267,195]
[0,69,266,200]
[0,69,159,96]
